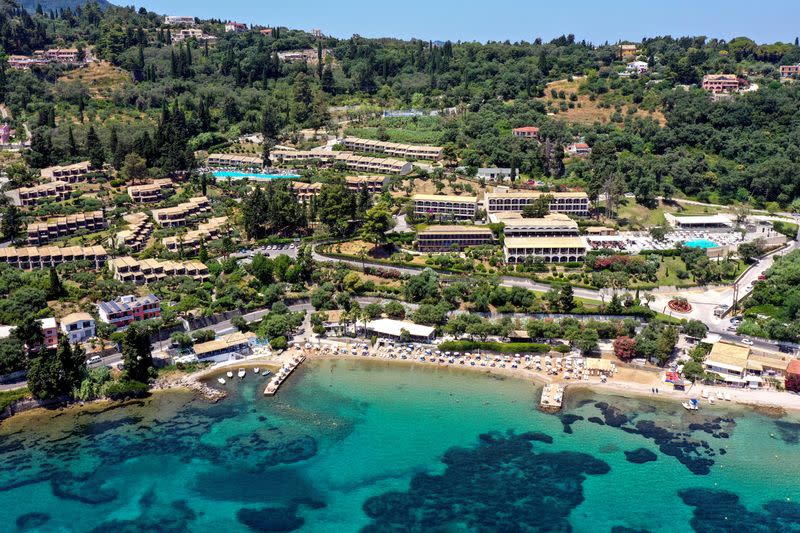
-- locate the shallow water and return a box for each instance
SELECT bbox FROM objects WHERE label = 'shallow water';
[1,359,799,532]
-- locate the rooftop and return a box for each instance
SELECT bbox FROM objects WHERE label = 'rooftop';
[706,342,751,371]
[419,225,493,235]
[413,194,477,203]
[366,319,435,338]
[504,236,588,248]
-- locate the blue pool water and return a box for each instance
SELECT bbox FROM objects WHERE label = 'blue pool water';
[213,171,300,180]
[683,238,720,249]
[1,359,800,532]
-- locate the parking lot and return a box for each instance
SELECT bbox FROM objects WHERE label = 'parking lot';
[232,242,300,263]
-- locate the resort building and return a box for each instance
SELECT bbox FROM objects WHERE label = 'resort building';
[40,161,95,183]
[345,175,390,193]
[512,126,540,140]
[225,21,248,33]
[164,16,196,26]
[291,182,324,203]
[0,245,106,270]
[565,143,591,156]
[664,213,734,231]
[171,28,204,42]
[162,216,229,253]
[585,226,618,236]
[702,74,746,94]
[484,191,590,216]
[341,137,444,160]
[499,213,580,238]
[8,55,48,69]
[260,28,274,37]
[40,48,83,63]
[151,196,211,227]
[416,225,494,252]
[128,179,174,203]
[702,342,791,388]
[193,331,256,361]
[503,236,589,263]
[109,256,210,285]
[112,213,153,252]
[477,168,515,182]
[780,65,800,78]
[365,319,436,343]
[207,153,264,167]
[626,61,649,74]
[27,211,106,245]
[334,153,412,175]
[272,150,336,162]
[9,181,72,207]
[412,194,478,221]
[98,294,161,327]
[60,312,95,344]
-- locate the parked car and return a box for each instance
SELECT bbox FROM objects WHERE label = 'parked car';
[86,355,102,365]
[741,338,754,346]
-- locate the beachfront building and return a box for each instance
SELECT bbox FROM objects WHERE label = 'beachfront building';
[164,16,196,26]
[477,168,515,182]
[345,175,390,193]
[151,196,211,228]
[272,150,336,162]
[412,194,478,221]
[40,161,96,183]
[8,181,72,208]
[585,226,618,236]
[565,143,591,156]
[497,213,580,238]
[416,225,494,252]
[703,342,791,389]
[112,213,153,252]
[334,153,412,175]
[0,245,106,270]
[109,256,210,285]
[207,153,264,167]
[60,312,95,344]
[128,179,174,203]
[162,216,229,254]
[193,331,256,361]
[291,182,323,203]
[27,211,106,245]
[484,191,590,216]
[664,213,734,231]
[225,21,247,33]
[341,137,444,160]
[512,126,540,140]
[702,74,746,94]
[7,55,48,69]
[503,236,589,263]
[626,60,649,74]
[98,294,161,328]
[780,65,800,78]
[365,319,436,343]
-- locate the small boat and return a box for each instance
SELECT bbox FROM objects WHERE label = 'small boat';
[254,367,260,374]
[238,368,246,379]
[226,371,234,379]
[682,399,699,411]
[217,377,226,385]
[261,370,271,377]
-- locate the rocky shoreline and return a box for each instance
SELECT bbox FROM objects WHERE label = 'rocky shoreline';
[151,373,227,402]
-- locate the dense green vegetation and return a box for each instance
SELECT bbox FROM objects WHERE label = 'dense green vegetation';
[740,249,800,341]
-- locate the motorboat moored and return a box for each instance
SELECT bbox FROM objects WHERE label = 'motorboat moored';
[238,368,246,379]
[682,399,699,411]
[217,377,226,385]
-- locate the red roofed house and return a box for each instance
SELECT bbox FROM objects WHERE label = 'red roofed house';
[512,126,539,140]
[702,74,747,94]
[786,359,800,391]
[566,142,591,156]
[225,21,247,33]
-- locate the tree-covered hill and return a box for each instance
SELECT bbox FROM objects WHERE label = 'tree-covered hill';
[0,3,799,208]
[19,0,111,12]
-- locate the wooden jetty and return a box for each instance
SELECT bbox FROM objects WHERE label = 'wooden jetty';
[539,383,565,413]
[263,355,305,396]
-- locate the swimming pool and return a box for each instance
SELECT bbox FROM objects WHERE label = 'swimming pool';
[212,171,300,180]
[683,238,719,249]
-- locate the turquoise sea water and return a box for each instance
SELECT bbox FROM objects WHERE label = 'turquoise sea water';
[212,171,300,180]
[1,359,800,532]
[683,238,720,249]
